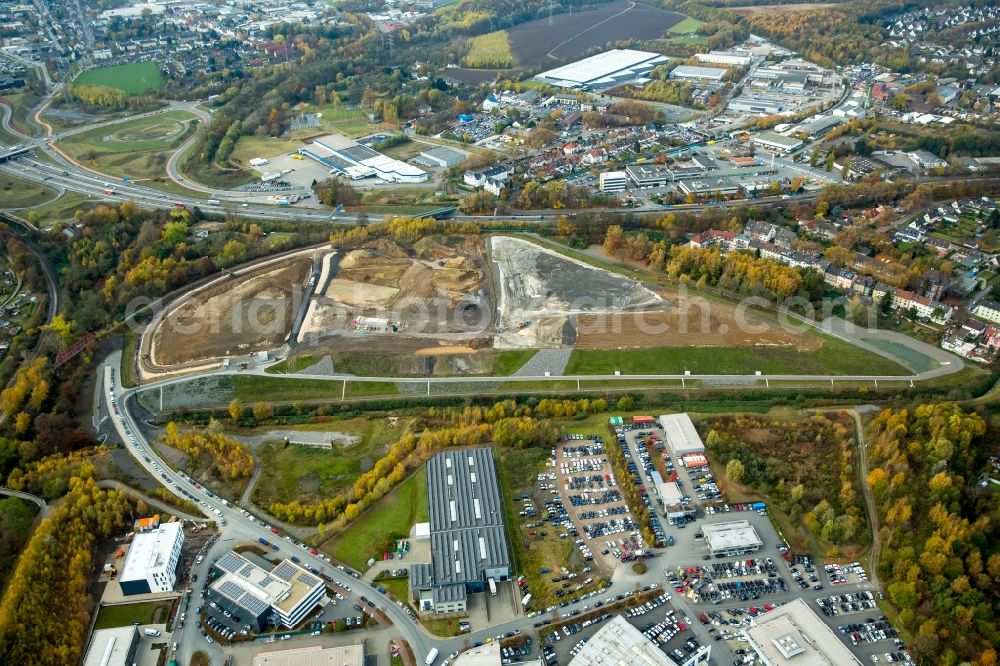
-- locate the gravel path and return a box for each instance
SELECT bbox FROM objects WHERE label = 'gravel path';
[513,348,572,377]
[297,355,337,376]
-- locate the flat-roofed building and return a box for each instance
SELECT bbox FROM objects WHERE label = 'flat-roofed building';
[658,413,705,457]
[670,65,728,83]
[752,131,803,153]
[418,145,464,168]
[599,170,627,193]
[702,520,763,557]
[626,163,676,188]
[570,615,710,666]
[83,627,139,666]
[410,448,511,615]
[534,49,668,91]
[696,50,753,67]
[209,551,326,631]
[743,598,863,665]
[252,644,365,666]
[119,521,184,595]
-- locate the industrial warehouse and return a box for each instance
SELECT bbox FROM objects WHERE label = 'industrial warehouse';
[298,133,428,183]
[409,448,511,615]
[534,49,669,91]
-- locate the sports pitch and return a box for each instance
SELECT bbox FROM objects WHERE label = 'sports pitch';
[74,61,163,95]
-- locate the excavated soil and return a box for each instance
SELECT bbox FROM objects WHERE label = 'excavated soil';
[153,258,312,365]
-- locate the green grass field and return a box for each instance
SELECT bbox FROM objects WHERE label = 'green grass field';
[58,110,197,182]
[29,190,99,226]
[0,174,56,208]
[863,339,938,374]
[324,468,427,570]
[234,375,344,403]
[492,349,536,375]
[74,62,163,94]
[252,417,410,507]
[564,334,909,376]
[229,135,303,165]
[668,16,706,34]
[94,601,172,630]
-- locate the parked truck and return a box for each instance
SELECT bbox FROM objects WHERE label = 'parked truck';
[425,648,439,665]
[488,578,497,596]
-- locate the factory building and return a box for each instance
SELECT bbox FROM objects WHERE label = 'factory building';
[410,448,511,615]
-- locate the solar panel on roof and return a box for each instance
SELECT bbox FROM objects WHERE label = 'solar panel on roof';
[298,573,320,588]
[216,551,244,573]
[259,576,274,587]
[240,594,269,616]
[272,562,298,581]
[219,580,245,601]
[239,563,255,577]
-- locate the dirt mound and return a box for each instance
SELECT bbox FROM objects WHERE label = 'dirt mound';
[367,237,411,258]
[338,249,375,270]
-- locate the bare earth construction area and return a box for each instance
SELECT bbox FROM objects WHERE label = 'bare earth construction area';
[151,257,312,366]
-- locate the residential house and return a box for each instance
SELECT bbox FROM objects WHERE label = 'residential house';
[972,300,1000,324]
[891,288,952,322]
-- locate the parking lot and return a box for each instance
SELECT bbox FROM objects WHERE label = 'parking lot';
[551,436,646,573]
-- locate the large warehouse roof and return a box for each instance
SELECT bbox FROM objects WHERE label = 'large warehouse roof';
[535,49,667,89]
[427,448,505,531]
[744,598,863,665]
[420,447,511,587]
[659,413,705,456]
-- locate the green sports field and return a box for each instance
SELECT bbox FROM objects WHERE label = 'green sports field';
[74,62,163,95]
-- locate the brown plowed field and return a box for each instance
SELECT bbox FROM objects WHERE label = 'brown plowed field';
[573,298,819,350]
[445,0,686,82]
[153,258,312,365]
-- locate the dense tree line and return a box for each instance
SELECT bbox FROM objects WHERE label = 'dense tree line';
[0,472,134,666]
[163,421,254,482]
[866,404,998,664]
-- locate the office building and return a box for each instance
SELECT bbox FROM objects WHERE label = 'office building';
[702,520,763,557]
[570,615,710,666]
[743,598,862,665]
[599,171,627,193]
[119,521,184,595]
[209,551,326,631]
[410,448,511,615]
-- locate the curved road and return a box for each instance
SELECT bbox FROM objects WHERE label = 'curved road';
[0,487,49,517]
[96,479,204,522]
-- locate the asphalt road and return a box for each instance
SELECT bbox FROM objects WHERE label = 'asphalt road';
[0,486,49,517]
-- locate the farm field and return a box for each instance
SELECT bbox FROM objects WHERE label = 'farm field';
[57,110,198,182]
[0,174,56,208]
[249,417,414,508]
[667,16,705,34]
[729,2,837,16]
[74,61,163,94]
[447,0,686,80]
[322,467,428,571]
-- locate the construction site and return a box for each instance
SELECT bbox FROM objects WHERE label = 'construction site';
[143,234,823,375]
[149,256,314,367]
[297,236,492,350]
